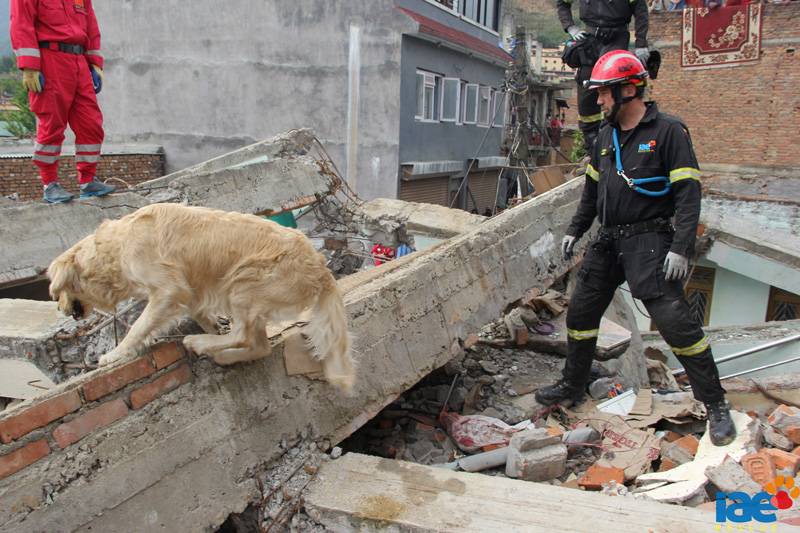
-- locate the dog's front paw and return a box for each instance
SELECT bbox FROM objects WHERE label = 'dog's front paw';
[99,348,133,367]
[182,334,206,355]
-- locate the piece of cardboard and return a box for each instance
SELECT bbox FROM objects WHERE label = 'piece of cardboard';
[589,412,661,481]
[282,326,324,380]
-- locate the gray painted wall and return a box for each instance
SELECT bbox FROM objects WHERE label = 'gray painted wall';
[93,0,506,203]
[398,37,506,165]
[94,1,411,201]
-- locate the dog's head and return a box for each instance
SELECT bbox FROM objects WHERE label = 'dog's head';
[48,239,96,321]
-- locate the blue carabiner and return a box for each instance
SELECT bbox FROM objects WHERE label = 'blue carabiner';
[613,129,670,197]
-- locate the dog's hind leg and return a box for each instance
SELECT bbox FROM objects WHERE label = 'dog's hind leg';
[206,317,270,365]
[100,296,185,366]
[184,313,265,362]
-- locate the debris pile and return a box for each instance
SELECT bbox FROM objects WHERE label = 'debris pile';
[334,300,800,525]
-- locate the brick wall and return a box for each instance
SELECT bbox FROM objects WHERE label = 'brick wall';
[0,153,165,202]
[563,3,800,169]
[0,343,189,481]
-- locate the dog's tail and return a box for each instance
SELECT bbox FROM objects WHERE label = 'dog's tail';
[306,280,355,393]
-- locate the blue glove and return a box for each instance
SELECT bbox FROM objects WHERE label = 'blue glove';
[90,65,103,94]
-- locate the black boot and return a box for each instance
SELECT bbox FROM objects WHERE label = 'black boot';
[535,379,585,407]
[705,401,736,446]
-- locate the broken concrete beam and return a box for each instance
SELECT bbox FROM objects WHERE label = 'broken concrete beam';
[505,429,567,481]
[146,131,328,216]
[1,179,591,532]
[305,452,728,532]
[0,193,148,290]
[0,299,78,384]
[354,197,485,248]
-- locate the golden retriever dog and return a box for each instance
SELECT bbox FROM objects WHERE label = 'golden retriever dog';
[48,203,355,392]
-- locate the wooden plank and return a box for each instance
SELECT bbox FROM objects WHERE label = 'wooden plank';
[304,453,756,533]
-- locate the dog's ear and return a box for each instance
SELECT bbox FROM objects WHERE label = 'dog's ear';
[48,248,80,300]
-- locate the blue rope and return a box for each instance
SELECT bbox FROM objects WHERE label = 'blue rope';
[613,129,670,197]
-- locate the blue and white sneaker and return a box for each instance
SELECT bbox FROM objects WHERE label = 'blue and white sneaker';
[79,178,116,198]
[43,182,75,203]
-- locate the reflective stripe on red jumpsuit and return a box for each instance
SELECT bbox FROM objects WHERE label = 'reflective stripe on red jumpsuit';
[10,0,104,185]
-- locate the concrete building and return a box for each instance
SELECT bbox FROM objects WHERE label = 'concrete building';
[92,0,512,212]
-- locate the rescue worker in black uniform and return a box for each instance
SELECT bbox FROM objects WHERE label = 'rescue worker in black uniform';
[557,0,650,154]
[535,51,736,447]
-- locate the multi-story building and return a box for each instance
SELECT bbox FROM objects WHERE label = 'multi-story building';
[94,0,514,213]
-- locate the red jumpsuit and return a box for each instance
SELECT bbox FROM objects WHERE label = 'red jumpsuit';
[10,0,104,186]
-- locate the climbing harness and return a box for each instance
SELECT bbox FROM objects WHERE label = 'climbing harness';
[613,128,670,197]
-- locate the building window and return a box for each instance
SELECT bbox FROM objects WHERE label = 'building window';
[416,70,441,122]
[441,78,461,123]
[491,90,506,128]
[685,266,715,327]
[766,287,800,322]
[462,83,478,124]
[477,86,491,127]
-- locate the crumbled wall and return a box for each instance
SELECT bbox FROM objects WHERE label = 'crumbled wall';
[0,153,165,202]
[0,179,601,532]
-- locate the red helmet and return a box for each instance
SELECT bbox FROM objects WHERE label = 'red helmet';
[584,50,648,90]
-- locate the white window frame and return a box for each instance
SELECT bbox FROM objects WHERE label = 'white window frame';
[415,70,442,122]
[477,85,491,127]
[440,77,461,123]
[491,90,506,128]
[462,83,478,125]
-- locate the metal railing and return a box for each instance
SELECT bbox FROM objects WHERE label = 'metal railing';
[672,332,800,381]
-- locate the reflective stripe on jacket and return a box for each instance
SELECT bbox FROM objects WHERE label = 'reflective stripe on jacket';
[10,0,102,71]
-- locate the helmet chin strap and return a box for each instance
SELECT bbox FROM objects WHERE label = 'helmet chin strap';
[608,84,636,124]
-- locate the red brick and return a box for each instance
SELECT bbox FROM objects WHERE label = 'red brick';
[129,364,193,409]
[151,342,184,370]
[663,431,682,443]
[464,333,480,349]
[741,451,777,490]
[786,425,800,445]
[658,457,679,472]
[673,434,699,457]
[0,438,50,480]
[0,390,82,443]
[52,399,128,449]
[82,357,155,402]
[578,464,625,490]
[764,449,800,475]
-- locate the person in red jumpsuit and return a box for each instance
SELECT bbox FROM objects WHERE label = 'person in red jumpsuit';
[10,0,115,203]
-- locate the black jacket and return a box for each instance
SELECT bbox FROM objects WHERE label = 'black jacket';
[557,0,649,48]
[567,102,703,258]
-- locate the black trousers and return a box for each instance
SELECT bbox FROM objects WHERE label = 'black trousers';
[562,229,726,404]
[575,31,631,153]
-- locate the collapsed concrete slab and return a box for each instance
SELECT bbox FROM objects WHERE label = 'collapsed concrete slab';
[354,197,486,249]
[0,178,617,532]
[0,194,149,290]
[304,452,728,532]
[142,128,328,217]
[0,129,332,294]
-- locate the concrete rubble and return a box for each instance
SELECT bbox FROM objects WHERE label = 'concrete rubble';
[2,127,800,531]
